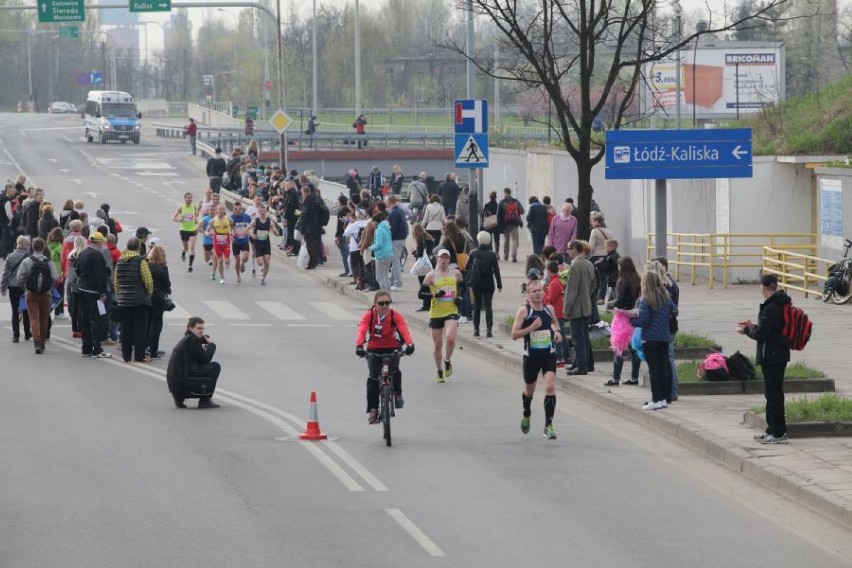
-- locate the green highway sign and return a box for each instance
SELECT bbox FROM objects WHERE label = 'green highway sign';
[129,0,172,12]
[59,26,79,39]
[37,0,85,23]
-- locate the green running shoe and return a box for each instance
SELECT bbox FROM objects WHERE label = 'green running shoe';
[435,370,445,383]
[520,416,530,434]
[543,425,557,440]
[444,360,453,378]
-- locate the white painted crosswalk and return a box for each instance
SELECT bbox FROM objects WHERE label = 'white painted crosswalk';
[0,298,362,325]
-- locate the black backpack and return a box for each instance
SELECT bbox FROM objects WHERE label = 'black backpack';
[466,254,482,288]
[26,255,53,294]
[319,201,331,227]
[726,351,757,381]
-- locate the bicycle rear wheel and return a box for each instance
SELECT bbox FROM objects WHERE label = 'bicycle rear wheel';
[831,274,852,304]
[381,383,392,446]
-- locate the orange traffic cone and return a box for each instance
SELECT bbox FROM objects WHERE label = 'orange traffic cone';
[299,391,328,440]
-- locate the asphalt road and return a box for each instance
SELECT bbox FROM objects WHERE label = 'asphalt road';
[0,113,850,567]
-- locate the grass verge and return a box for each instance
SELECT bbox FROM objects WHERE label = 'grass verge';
[591,331,717,351]
[677,359,825,383]
[752,394,852,422]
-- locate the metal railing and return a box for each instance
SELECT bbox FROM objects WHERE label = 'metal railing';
[647,232,818,289]
[761,246,834,298]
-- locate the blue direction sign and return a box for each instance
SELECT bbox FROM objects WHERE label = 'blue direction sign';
[454,99,488,134]
[455,133,489,169]
[90,72,103,85]
[605,128,752,179]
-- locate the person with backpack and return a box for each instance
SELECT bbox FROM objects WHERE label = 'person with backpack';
[467,231,502,338]
[497,187,524,263]
[737,274,792,444]
[407,172,429,220]
[355,291,415,424]
[1,235,33,343]
[14,237,60,354]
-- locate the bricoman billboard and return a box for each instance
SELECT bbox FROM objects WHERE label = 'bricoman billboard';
[644,42,785,119]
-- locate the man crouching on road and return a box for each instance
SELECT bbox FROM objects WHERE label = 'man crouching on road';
[167,317,221,409]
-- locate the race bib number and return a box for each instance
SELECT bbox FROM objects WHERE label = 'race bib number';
[182,213,195,222]
[214,234,229,245]
[437,286,456,301]
[254,229,269,241]
[529,330,552,350]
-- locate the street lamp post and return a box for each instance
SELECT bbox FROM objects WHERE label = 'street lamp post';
[673,0,682,130]
[276,0,287,170]
[218,9,238,100]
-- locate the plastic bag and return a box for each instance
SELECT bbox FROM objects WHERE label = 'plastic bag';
[630,326,645,361]
[297,245,310,268]
[293,229,302,242]
[410,253,433,276]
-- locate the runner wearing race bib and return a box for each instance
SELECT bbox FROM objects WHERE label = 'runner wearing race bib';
[510,279,561,440]
[246,204,281,285]
[207,204,232,284]
[172,192,199,272]
[420,248,464,383]
[196,205,214,268]
[230,201,252,283]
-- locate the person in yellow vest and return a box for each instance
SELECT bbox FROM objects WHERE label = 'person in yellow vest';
[172,192,199,273]
[420,248,463,383]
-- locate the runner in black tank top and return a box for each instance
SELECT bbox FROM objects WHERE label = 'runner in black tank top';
[510,279,561,440]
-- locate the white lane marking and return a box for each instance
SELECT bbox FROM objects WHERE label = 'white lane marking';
[308,301,358,321]
[322,441,388,491]
[385,509,445,557]
[137,172,179,177]
[255,301,307,320]
[3,148,29,183]
[49,336,368,492]
[70,179,84,185]
[203,301,250,320]
[47,158,58,163]
[287,324,331,327]
[163,302,192,319]
[228,323,273,327]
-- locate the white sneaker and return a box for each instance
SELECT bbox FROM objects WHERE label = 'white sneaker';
[642,401,663,410]
[219,278,225,285]
[459,316,468,323]
[390,285,402,290]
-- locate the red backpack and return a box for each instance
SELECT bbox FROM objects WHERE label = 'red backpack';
[780,303,812,351]
[504,201,520,224]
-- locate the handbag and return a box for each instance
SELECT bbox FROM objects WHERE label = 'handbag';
[161,294,176,312]
[482,211,498,230]
[451,241,468,271]
[669,311,679,334]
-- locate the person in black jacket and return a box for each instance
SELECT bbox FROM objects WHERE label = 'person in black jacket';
[114,237,154,363]
[75,233,112,358]
[437,173,461,216]
[296,184,325,270]
[467,231,502,337]
[167,317,221,409]
[206,147,227,193]
[147,245,172,360]
[496,187,524,262]
[525,196,549,256]
[481,191,499,253]
[738,274,791,444]
[282,178,301,255]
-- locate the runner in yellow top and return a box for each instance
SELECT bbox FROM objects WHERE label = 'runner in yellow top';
[172,192,199,273]
[206,204,232,284]
[420,248,464,382]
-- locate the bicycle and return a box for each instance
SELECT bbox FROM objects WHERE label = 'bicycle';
[365,350,408,446]
[823,238,852,305]
[398,245,408,270]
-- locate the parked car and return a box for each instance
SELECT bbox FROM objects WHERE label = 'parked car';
[48,101,77,114]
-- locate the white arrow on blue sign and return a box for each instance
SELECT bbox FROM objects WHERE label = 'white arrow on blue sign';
[605,128,753,179]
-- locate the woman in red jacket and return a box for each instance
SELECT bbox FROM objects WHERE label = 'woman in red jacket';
[355,291,415,424]
[543,260,568,367]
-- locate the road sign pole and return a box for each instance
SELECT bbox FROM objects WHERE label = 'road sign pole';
[655,179,667,259]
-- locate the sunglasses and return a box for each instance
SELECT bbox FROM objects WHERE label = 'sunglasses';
[376,301,392,306]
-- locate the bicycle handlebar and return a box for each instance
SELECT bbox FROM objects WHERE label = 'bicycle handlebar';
[364,349,409,360]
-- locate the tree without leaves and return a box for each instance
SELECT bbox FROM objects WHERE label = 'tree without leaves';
[444,0,796,239]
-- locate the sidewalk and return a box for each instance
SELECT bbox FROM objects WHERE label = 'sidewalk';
[291,231,852,530]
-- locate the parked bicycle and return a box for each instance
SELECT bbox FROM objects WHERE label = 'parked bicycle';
[823,238,852,304]
[366,350,409,446]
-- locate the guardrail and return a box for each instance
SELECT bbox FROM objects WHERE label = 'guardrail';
[153,122,550,151]
[647,232,818,289]
[761,246,833,298]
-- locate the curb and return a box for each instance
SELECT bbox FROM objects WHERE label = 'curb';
[301,264,852,531]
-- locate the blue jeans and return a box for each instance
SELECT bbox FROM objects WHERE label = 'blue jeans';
[531,230,546,256]
[569,317,590,371]
[338,238,351,274]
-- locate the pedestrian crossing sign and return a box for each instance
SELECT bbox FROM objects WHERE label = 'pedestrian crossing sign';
[454,133,489,169]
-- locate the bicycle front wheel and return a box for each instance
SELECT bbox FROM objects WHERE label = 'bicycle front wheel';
[832,275,852,304]
[381,384,392,446]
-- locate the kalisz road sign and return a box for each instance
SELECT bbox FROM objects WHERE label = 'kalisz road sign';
[130,0,171,12]
[605,128,752,179]
[38,0,85,23]
[454,99,488,134]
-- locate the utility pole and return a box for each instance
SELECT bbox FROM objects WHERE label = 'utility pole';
[354,0,361,117]
[465,0,479,235]
[312,0,317,119]
[276,0,287,170]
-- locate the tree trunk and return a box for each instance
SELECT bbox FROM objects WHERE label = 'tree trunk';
[575,156,593,240]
